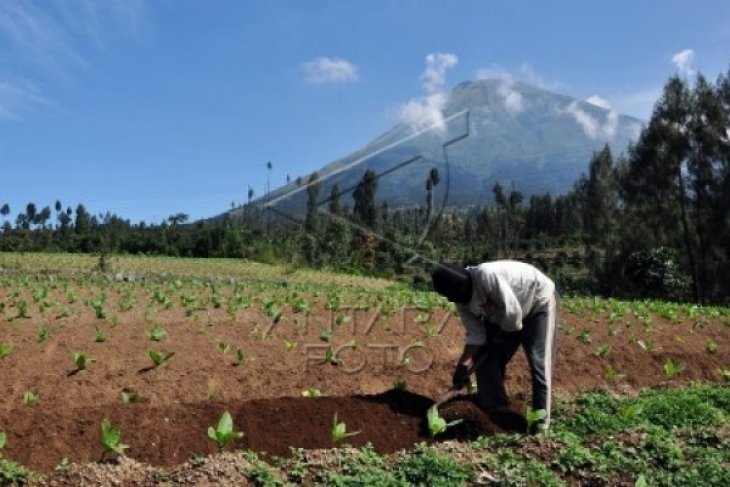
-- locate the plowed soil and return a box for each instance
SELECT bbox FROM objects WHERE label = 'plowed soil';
[0,284,727,474]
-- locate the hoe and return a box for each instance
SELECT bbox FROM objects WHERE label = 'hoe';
[432,350,489,409]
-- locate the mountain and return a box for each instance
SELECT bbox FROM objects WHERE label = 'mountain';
[236,79,643,220]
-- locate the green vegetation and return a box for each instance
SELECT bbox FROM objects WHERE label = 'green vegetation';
[22,391,37,406]
[71,352,94,371]
[331,413,360,444]
[426,406,462,437]
[0,343,12,360]
[148,350,175,368]
[207,411,244,451]
[3,62,730,305]
[100,419,129,457]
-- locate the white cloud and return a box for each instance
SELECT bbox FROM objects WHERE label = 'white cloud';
[497,82,524,114]
[397,52,458,132]
[586,95,612,110]
[0,1,86,74]
[475,62,569,114]
[301,57,359,84]
[0,80,49,119]
[671,49,695,76]
[0,0,148,119]
[518,63,567,91]
[562,97,619,140]
[476,66,524,114]
[398,93,450,132]
[564,101,600,139]
[422,53,458,93]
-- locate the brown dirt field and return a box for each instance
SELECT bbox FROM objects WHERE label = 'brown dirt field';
[0,282,727,476]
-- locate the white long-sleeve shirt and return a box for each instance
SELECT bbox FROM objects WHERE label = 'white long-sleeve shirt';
[456,260,555,345]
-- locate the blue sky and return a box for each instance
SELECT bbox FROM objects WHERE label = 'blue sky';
[1,0,729,224]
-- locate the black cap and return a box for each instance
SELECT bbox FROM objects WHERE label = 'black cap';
[431,263,473,304]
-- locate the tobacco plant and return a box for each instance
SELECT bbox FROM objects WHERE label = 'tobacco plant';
[232,348,245,366]
[426,406,462,437]
[100,419,129,457]
[148,350,175,367]
[663,359,685,379]
[525,407,547,432]
[147,325,167,342]
[208,411,244,450]
[72,352,94,371]
[331,413,359,443]
[22,391,38,406]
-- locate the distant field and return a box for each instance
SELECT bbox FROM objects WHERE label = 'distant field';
[0,252,727,486]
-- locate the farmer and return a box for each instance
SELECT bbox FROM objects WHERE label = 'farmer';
[431,260,558,431]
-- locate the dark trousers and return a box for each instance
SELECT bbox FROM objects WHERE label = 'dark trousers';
[475,292,558,426]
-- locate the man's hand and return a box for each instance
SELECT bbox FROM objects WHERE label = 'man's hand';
[452,363,470,390]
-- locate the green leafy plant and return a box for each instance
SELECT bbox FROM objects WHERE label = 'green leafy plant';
[14,300,30,319]
[0,431,5,449]
[426,406,462,437]
[0,343,13,360]
[636,339,656,352]
[604,364,625,382]
[525,407,547,431]
[217,341,230,354]
[301,387,322,398]
[232,348,245,366]
[284,340,297,352]
[100,419,129,457]
[120,389,140,404]
[663,358,685,379]
[148,350,175,367]
[577,330,591,344]
[22,391,38,406]
[94,326,108,343]
[36,324,51,343]
[319,327,333,343]
[705,339,718,354]
[596,344,611,357]
[393,380,407,391]
[324,346,341,365]
[331,413,360,443]
[207,411,244,450]
[147,325,167,342]
[72,351,94,371]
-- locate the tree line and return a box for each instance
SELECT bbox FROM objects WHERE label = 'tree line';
[1,69,729,304]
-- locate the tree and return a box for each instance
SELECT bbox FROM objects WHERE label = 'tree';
[167,213,189,226]
[328,184,342,216]
[492,183,507,255]
[0,204,9,219]
[353,170,378,229]
[36,206,51,229]
[620,76,697,301]
[75,204,92,234]
[25,203,37,230]
[352,170,379,268]
[305,172,321,234]
[583,145,618,251]
[425,167,440,225]
[686,74,729,301]
[266,161,273,196]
